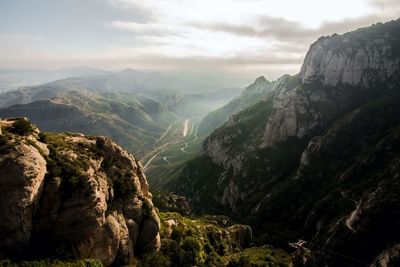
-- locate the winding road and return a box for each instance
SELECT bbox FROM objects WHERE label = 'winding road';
[142,118,202,170]
[183,119,189,137]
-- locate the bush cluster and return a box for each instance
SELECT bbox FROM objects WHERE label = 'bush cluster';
[9,119,34,136]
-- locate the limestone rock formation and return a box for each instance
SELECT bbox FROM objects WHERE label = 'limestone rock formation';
[0,119,160,266]
[0,142,47,255]
[301,34,400,86]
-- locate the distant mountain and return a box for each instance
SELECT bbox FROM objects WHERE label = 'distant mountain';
[0,88,176,154]
[0,69,241,156]
[0,67,112,92]
[172,19,400,266]
[0,69,241,111]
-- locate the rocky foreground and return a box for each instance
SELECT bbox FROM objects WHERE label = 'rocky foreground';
[0,118,160,266]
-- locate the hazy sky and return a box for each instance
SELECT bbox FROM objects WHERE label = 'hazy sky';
[0,0,399,81]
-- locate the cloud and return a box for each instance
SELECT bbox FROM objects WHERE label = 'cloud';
[1,0,398,81]
[191,14,394,44]
[110,21,167,36]
[370,0,400,12]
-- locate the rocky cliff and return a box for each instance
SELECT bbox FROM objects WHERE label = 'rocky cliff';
[173,19,400,266]
[300,22,400,86]
[0,118,160,266]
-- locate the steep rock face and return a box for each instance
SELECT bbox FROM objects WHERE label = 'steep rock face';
[261,77,322,147]
[0,142,47,255]
[203,129,244,174]
[0,119,160,266]
[301,21,400,86]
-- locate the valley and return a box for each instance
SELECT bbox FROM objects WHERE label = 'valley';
[139,117,205,188]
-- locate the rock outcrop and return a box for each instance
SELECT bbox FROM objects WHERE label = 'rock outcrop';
[0,119,160,266]
[301,31,400,86]
[261,76,322,148]
[0,142,47,255]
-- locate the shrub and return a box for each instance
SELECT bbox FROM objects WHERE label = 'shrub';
[182,237,202,266]
[113,174,137,198]
[10,119,34,136]
[38,132,48,143]
[170,226,184,243]
[45,146,87,194]
[227,256,252,267]
[0,133,9,146]
[161,239,184,266]
[140,251,171,267]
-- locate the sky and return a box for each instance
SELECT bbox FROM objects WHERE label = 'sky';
[0,0,399,83]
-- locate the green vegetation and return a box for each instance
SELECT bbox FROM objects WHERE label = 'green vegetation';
[9,119,34,136]
[0,130,11,150]
[0,259,102,267]
[0,120,37,151]
[225,246,292,267]
[153,212,226,267]
[140,252,171,267]
[42,133,91,194]
[140,212,292,267]
[92,138,139,200]
[174,155,228,214]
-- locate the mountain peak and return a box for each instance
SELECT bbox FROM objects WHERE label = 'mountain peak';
[254,76,267,84]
